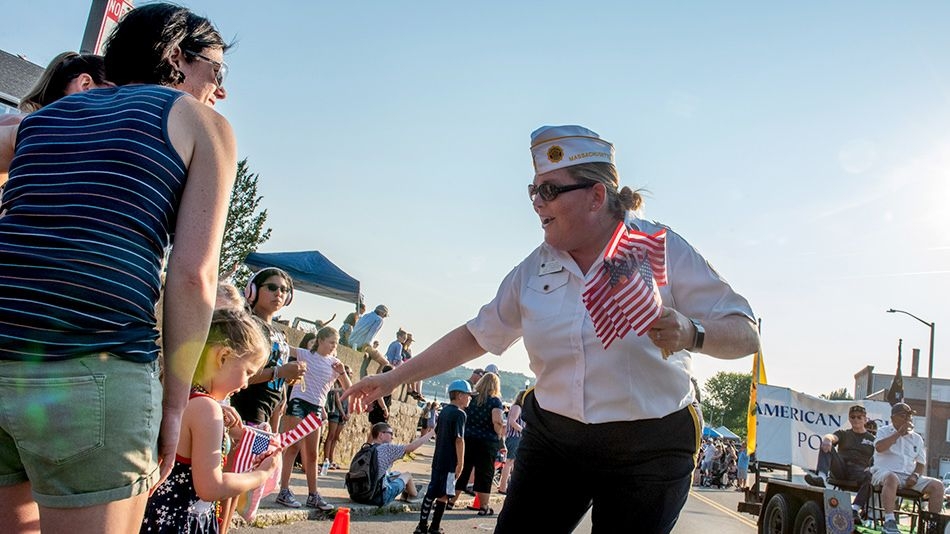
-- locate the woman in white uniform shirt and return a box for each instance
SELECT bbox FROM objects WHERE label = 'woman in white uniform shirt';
[345,125,759,534]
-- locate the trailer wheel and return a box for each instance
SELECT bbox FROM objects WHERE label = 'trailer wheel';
[792,501,825,534]
[762,494,794,534]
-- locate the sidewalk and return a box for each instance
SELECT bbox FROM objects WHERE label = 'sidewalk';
[232,441,506,528]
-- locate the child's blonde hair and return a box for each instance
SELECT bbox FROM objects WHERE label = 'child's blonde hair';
[215,281,245,310]
[197,308,269,376]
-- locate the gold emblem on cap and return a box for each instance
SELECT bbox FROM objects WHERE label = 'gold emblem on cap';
[547,145,563,163]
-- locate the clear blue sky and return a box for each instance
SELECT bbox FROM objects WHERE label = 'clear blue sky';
[4,1,949,398]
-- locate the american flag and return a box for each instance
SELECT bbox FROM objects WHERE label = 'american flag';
[278,412,321,448]
[583,221,667,349]
[233,412,323,522]
[231,412,322,474]
[231,427,273,474]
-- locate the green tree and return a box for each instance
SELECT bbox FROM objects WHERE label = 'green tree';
[820,387,853,400]
[219,158,271,286]
[702,371,752,438]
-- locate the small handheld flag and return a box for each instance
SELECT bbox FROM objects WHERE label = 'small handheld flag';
[583,222,667,348]
[231,426,272,474]
[234,413,323,522]
[279,412,322,448]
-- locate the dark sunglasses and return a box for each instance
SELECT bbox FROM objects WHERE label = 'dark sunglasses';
[262,283,290,294]
[528,181,594,202]
[183,50,228,87]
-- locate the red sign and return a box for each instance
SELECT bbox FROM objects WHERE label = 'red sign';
[94,0,134,55]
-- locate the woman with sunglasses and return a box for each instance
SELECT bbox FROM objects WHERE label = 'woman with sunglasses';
[0,4,237,533]
[346,125,760,534]
[229,268,308,432]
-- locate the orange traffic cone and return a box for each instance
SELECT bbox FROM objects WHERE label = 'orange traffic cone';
[329,507,350,534]
[466,493,481,511]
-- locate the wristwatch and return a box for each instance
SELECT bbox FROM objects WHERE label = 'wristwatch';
[688,318,705,351]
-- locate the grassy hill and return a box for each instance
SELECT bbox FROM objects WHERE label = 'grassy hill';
[421,365,535,403]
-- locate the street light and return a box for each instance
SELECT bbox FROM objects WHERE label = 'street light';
[886,308,936,467]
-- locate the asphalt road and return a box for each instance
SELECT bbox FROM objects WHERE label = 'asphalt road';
[230,486,759,534]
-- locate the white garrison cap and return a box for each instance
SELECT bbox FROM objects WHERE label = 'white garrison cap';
[530,125,615,175]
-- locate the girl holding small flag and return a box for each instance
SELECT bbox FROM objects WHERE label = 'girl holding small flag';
[346,125,760,534]
[141,309,278,534]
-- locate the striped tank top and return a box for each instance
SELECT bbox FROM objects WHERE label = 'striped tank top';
[0,85,187,362]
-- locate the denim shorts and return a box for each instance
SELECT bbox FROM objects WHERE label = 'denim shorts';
[285,397,324,419]
[382,473,407,505]
[505,435,521,460]
[0,354,162,508]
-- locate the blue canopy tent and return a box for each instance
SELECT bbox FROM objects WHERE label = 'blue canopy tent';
[714,426,741,441]
[244,250,361,306]
[702,426,722,439]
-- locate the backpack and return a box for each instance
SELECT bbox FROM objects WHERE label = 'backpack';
[345,443,385,505]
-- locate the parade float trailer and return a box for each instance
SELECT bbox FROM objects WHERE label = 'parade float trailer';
[738,384,950,534]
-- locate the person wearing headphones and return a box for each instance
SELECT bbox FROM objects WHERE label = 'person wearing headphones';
[229,268,308,428]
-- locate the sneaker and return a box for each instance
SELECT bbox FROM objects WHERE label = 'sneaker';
[413,524,429,534]
[803,473,826,488]
[882,519,900,534]
[276,488,302,508]
[407,484,424,503]
[306,493,334,511]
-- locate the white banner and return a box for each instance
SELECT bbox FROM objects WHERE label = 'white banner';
[755,384,891,469]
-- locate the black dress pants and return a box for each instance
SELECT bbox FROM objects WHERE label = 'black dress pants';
[495,391,699,534]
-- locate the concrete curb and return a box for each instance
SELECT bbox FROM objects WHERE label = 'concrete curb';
[234,494,507,528]
[229,441,507,529]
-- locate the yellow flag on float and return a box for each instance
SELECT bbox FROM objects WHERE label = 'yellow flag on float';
[746,350,767,455]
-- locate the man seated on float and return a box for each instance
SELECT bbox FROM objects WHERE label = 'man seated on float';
[804,404,874,523]
[872,402,945,534]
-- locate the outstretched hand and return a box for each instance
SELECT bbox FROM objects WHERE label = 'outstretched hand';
[342,374,395,414]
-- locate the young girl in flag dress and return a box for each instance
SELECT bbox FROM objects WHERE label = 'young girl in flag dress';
[141,309,279,533]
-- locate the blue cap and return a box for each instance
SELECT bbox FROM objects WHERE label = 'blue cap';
[448,379,476,395]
